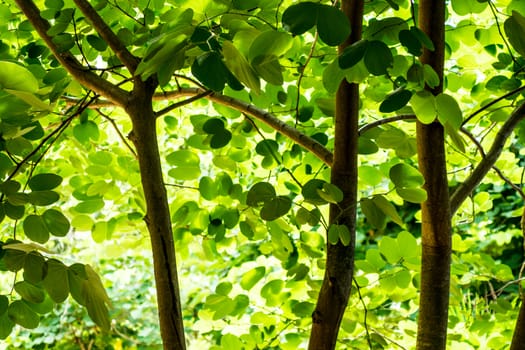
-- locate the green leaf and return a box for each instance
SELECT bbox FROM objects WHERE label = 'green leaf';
[23,215,50,244]
[14,281,45,304]
[364,40,393,75]
[389,163,425,188]
[358,138,379,154]
[451,0,487,16]
[378,236,401,264]
[399,29,422,56]
[28,173,62,191]
[191,51,229,91]
[282,2,318,36]
[292,301,315,317]
[327,224,350,245]
[396,187,427,203]
[339,40,368,69]
[504,11,525,57]
[302,179,328,205]
[361,198,387,229]
[4,202,25,220]
[317,183,344,203]
[0,296,7,315]
[83,265,111,331]
[240,267,265,290]
[7,300,39,329]
[74,199,105,214]
[28,191,60,206]
[210,129,232,149]
[371,195,404,227]
[445,122,466,153]
[0,61,38,92]
[4,90,52,111]
[23,252,46,284]
[199,176,216,200]
[73,121,99,143]
[222,41,260,93]
[86,34,108,52]
[317,4,351,46]
[42,209,70,237]
[410,26,435,51]
[397,231,418,258]
[42,259,69,303]
[251,55,283,85]
[423,64,440,88]
[248,31,293,62]
[379,88,412,113]
[323,59,345,93]
[166,149,200,167]
[410,90,436,124]
[436,93,462,130]
[247,182,276,206]
[260,196,292,221]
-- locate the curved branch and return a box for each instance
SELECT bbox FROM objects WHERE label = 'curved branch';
[462,85,525,126]
[460,127,525,199]
[73,0,140,73]
[450,102,525,214]
[163,88,334,166]
[358,114,416,135]
[15,0,129,106]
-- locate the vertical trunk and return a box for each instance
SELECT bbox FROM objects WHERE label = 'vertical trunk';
[308,1,363,349]
[416,1,451,349]
[511,297,525,350]
[510,209,525,350]
[126,79,186,350]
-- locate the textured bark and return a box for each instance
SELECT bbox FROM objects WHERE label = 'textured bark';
[416,1,451,349]
[511,297,525,350]
[308,1,363,349]
[126,78,186,350]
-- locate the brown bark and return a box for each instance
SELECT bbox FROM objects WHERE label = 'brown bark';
[416,1,451,349]
[308,0,363,349]
[126,78,186,350]
[511,297,525,350]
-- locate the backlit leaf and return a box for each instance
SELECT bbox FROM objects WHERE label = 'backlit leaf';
[364,40,393,75]
[7,300,39,329]
[317,4,351,46]
[0,61,38,92]
[28,173,62,191]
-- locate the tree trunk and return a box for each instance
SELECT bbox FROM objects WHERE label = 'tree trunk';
[511,296,525,350]
[126,78,186,350]
[416,1,451,349]
[308,1,363,348]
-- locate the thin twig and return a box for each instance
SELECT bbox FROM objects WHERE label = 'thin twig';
[353,277,373,349]
[96,109,137,158]
[460,127,525,199]
[154,90,213,117]
[462,85,525,126]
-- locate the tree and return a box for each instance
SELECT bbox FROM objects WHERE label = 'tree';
[1,0,525,349]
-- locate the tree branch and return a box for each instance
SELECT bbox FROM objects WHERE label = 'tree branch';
[358,114,416,135]
[165,88,334,166]
[73,0,140,73]
[15,0,129,106]
[450,102,525,214]
[460,127,525,199]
